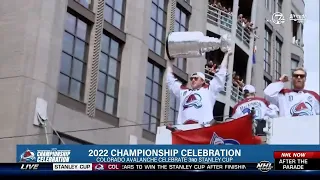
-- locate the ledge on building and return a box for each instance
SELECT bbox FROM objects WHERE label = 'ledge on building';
[57,93,86,113]
[57,93,120,127]
[176,0,192,14]
[103,21,126,43]
[95,109,119,127]
[68,0,95,24]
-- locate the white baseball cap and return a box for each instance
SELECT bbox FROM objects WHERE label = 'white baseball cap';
[243,84,256,93]
[190,72,205,80]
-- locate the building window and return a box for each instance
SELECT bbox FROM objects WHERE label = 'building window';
[96,34,120,116]
[265,0,271,12]
[173,6,189,71]
[144,61,163,133]
[264,76,271,88]
[59,12,89,101]
[169,92,179,124]
[275,38,282,80]
[75,0,92,9]
[52,133,93,144]
[277,0,282,12]
[149,0,167,56]
[291,59,299,71]
[104,0,125,29]
[264,27,271,74]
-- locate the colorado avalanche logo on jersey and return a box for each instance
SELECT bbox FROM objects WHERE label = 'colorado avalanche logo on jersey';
[290,102,313,116]
[182,93,202,110]
[210,133,240,145]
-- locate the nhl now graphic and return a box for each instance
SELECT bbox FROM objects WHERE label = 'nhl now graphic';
[20,148,71,163]
[256,161,273,172]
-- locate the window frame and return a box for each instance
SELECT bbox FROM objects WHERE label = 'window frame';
[277,0,282,13]
[59,12,90,101]
[53,132,94,145]
[264,27,272,74]
[104,0,125,30]
[149,0,167,57]
[275,38,282,80]
[75,0,93,10]
[264,76,272,89]
[144,61,163,133]
[95,33,121,116]
[173,5,189,71]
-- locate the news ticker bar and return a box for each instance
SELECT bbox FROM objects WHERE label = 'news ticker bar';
[0,163,256,171]
[0,161,319,171]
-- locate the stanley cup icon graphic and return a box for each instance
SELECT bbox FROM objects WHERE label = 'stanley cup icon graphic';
[165,31,232,60]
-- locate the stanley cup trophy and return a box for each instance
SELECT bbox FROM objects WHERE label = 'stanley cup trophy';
[165,31,232,60]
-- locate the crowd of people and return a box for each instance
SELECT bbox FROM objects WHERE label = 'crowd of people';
[238,14,258,35]
[209,0,232,14]
[232,72,245,90]
[208,0,258,39]
[208,0,233,28]
[205,61,244,91]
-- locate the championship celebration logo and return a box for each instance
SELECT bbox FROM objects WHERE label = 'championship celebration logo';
[19,148,71,163]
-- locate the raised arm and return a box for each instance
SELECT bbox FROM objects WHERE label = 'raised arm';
[263,74,288,106]
[209,50,232,95]
[166,61,182,98]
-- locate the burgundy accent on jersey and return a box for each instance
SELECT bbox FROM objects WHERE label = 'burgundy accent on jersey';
[232,97,270,115]
[280,88,320,101]
[184,119,198,124]
[180,85,188,89]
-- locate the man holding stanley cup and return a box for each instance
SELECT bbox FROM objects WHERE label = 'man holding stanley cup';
[166,32,232,126]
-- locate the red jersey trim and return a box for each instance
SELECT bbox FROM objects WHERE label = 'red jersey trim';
[280,89,320,102]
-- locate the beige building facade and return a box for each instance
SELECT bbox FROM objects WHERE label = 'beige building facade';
[0,0,304,162]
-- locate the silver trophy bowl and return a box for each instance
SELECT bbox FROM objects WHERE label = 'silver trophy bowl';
[165,31,231,60]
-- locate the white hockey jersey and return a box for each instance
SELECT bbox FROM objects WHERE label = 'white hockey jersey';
[167,68,227,125]
[264,81,320,117]
[231,97,279,120]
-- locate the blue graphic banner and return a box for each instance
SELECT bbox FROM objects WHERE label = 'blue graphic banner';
[17,145,320,163]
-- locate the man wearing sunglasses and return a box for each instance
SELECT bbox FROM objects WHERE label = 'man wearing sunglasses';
[264,67,319,117]
[166,50,232,126]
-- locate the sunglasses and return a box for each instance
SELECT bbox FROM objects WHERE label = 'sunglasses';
[190,77,199,81]
[293,74,306,78]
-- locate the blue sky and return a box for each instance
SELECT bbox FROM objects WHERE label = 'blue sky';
[304,0,319,92]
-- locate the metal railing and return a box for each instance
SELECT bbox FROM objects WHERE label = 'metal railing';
[207,5,232,32]
[204,68,244,102]
[236,22,250,47]
[230,84,244,102]
[204,68,227,94]
[207,5,251,47]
